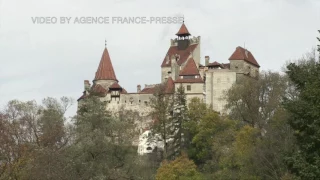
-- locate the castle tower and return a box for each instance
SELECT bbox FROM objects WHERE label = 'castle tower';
[93,47,118,89]
[160,22,201,83]
[228,46,260,79]
[176,22,191,50]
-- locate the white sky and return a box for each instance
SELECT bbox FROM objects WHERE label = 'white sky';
[0,0,319,117]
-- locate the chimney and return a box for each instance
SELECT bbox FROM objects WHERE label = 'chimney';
[137,85,141,93]
[205,56,210,66]
[171,55,178,80]
[84,80,91,91]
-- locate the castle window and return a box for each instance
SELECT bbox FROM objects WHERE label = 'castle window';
[144,101,148,106]
[125,100,127,103]
[139,100,141,103]
[184,75,195,79]
[187,85,191,91]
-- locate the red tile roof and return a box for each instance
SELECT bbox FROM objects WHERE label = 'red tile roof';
[94,48,118,81]
[176,23,191,36]
[109,82,122,89]
[174,78,204,83]
[161,44,198,67]
[121,88,127,94]
[179,58,200,76]
[139,78,174,94]
[140,87,156,94]
[92,84,107,96]
[228,46,260,67]
[208,61,221,66]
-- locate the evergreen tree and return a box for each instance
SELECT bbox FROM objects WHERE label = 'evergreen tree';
[317,30,320,58]
[284,50,320,179]
[70,95,140,180]
[149,83,174,160]
[172,84,188,158]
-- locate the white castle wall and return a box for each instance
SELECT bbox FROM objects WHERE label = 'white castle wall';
[205,69,237,113]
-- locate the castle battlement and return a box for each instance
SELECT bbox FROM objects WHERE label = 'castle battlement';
[170,36,200,46]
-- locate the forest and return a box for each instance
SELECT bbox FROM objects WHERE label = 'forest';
[0,46,320,180]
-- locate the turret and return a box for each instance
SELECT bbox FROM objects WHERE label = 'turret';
[176,22,191,50]
[93,45,118,89]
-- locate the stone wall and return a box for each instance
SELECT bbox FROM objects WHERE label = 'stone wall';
[205,69,236,113]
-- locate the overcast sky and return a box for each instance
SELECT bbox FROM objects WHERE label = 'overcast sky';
[0,0,319,117]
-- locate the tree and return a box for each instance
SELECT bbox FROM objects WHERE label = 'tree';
[317,30,320,57]
[155,153,204,180]
[184,97,208,155]
[68,95,141,180]
[172,84,188,158]
[225,71,288,130]
[284,51,320,179]
[0,97,73,180]
[149,83,174,160]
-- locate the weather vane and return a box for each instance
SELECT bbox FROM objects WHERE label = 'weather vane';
[105,39,107,48]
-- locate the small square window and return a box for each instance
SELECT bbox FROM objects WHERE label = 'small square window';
[187,85,191,91]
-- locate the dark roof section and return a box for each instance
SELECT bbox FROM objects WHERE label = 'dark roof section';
[92,84,107,94]
[94,48,118,81]
[207,61,221,67]
[109,82,122,89]
[228,46,260,67]
[161,44,198,68]
[77,91,88,101]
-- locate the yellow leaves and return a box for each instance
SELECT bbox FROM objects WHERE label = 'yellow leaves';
[234,125,259,160]
[155,153,204,180]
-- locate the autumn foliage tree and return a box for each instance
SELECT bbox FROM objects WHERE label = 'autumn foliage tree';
[155,153,204,180]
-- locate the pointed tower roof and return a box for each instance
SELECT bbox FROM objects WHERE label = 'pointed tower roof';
[179,58,200,76]
[176,23,191,36]
[94,48,118,81]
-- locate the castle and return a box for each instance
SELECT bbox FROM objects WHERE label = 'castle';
[77,22,260,154]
